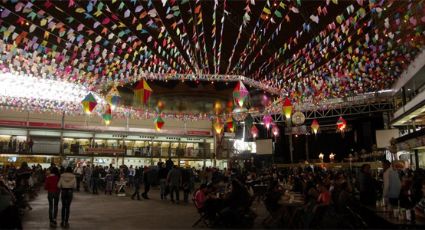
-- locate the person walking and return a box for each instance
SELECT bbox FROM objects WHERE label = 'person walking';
[182,167,194,204]
[73,164,83,192]
[158,162,169,200]
[142,166,152,199]
[83,165,92,192]
[57,166,76,229]
[28,138,33,153]
[382,160,401,206]
[167,165,182,204]
[358,164,378,205]
[131,167,143,200]
[105,170,114,195]
[128,165,135,188]
[91,166,100,195]
[45,167,60,227]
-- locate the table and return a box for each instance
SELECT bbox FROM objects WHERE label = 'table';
[278,192,305,228]
[252,184,268,201]
[364,205,425,228]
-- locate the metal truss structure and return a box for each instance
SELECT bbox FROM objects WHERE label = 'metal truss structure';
[252,100,394,123]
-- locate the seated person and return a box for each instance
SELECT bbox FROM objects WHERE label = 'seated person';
[263,181,284,227]
[317,183,331,205]
[203,183,226,221]
[194,184,208,210]
[219,179,253,226]
[264,180,283,213]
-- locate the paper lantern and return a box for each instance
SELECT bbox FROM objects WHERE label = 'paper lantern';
[226,100,234,113]
[106,86,121,110]
[226,117,235,133]
[261,94,271,107]
[337,116,346,131]
[134,79,152,105]
[102,104,112,126]
[282,98,293,119]
[233,81,249,108]
[251,125,259,139]
[156,100,165,112]
[272,125,279,137]
[232,107,248,121]
[263,115,273,130]
[214,100,223,115]
[311,119,320,134]
[154,116,165,131]
[213,118,224,134]
[81,93,97,114]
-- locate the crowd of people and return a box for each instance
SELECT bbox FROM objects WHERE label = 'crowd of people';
[0,162,44,229]
[0,137,34,153]
[255,160,425,228]
[2,158,425,229]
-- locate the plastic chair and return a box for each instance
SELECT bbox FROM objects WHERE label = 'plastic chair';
[192,193,210,227]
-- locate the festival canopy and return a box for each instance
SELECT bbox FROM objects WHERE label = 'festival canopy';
[0,0,424,113]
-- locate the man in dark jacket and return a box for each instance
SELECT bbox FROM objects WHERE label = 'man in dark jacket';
[158,162,169,200]
[91,166,100,195]
[358,164,378,205]
[131,167,143,200]
[142,166,153,199]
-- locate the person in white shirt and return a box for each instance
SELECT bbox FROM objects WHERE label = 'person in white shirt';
[58,166,76,228]
[73,164,83,192]
[382,160,401,207]
[128,165,135,188]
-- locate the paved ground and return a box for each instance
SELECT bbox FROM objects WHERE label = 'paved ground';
[22,187,267,229]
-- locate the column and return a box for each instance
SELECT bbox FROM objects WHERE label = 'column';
[203,139,206,168]
[415,149,419,170]
[91,133,95,164]
[401,87,407,108]
[150,138,154,165]
[122,136,128,165]
[60,112,65,156]
[287,121,294,163]
[26,111,30,153]
[212,137,216,167]
[289,135,294,164]
[305,134,309,161]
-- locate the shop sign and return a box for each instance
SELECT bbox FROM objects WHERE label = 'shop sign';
[86,147,125,154]
[28,122,61,129]
[186,130,211,136]
[0,120,26,127]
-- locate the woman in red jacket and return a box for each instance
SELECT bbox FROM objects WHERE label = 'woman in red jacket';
[45,167,60,227]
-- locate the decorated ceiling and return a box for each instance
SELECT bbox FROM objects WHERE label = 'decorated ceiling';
[0,0,424,116]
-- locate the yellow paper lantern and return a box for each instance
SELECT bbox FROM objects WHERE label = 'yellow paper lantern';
[282,98,293,119]
[213,118,224,134]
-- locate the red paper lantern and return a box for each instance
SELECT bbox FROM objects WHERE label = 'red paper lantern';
[251,125,259,139]
[337,116,346,131]
[311,119,319,134]
[154,116,164,131]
